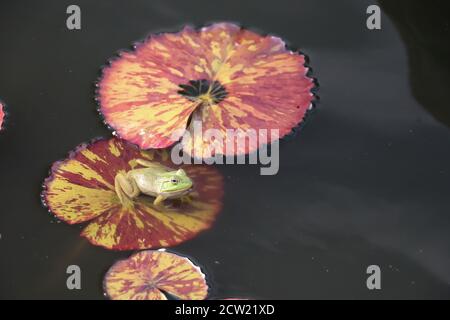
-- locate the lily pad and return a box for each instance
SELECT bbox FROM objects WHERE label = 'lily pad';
[104,250,208,300]
[98,22,314,156]
[0,101,5,131]
[42,137,223,250]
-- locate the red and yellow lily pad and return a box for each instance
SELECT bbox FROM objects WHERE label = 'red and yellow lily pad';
[104,250,208,300]
[98,22,314,156]
[42,137,223,250]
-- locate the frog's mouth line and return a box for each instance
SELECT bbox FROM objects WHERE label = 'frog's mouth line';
[159,186,193,198]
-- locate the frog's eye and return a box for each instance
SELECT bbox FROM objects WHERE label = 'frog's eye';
[171,178,179,184]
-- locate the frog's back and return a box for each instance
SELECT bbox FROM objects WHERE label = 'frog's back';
[128,167,162,196]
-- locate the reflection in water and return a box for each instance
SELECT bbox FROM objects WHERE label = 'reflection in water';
[42,137,224,251]
[380,0,450,127]
[38,239,89,293]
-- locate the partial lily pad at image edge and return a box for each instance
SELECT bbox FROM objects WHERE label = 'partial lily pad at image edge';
[0,101,6,131]
[104,250,208,300]
[41,137,224,250]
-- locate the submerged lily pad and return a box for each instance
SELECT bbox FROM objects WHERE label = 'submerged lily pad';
[98,22,314,156]
[104,250,208,300]
[42,137,223,250]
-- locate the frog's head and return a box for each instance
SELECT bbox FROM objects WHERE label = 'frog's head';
[157,169,193,195]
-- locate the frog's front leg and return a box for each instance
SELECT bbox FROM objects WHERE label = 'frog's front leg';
[114,172,140,204]
[153,194,166,206]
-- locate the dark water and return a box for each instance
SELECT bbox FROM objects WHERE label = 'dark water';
[0,0,449,299]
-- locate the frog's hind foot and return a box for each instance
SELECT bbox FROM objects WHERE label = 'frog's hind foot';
[115,172,139,205]
[136,159,160,168]
[180,195,192,205]
[137,158,172,171]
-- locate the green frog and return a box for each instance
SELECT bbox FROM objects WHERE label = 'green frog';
[114,159,193,206]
